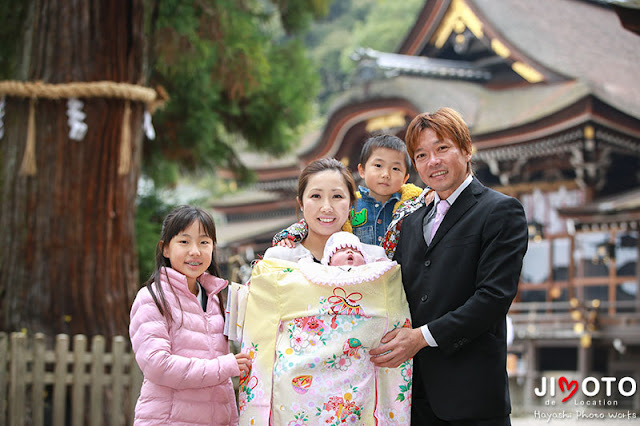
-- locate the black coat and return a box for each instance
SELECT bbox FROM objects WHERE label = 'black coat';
[395,178,528,421]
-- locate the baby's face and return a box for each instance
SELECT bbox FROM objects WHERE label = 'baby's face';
[329,247,366,266]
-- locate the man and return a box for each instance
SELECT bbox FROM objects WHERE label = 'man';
[370,107,528,425]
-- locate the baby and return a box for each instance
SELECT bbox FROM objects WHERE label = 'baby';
[322,232,385,266]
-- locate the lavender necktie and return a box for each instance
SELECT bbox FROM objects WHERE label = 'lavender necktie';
[429,200,450,244]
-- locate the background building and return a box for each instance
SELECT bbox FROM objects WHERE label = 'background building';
[212,0,640,409]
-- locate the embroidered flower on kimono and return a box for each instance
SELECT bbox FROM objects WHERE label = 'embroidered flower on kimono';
[239,374,259,410]
[287,410,309,426]
[305,317,325,334]
[338,320,354,332]
[324,396,345,411]
[336,355,351,370]
[316,410,336,425]
[381,408,399,423]
[325,354,352,371]
[290,329,311,352]
[238,391,248,412]
[316,389,363,424]
[294,316,326,336]
[344,413,360,423]
[401,363,413,382]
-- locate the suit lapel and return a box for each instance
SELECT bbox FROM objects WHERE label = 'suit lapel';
[407,200,432,252]
[428,178,484,249]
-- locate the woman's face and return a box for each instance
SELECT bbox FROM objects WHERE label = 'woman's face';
[299,170,352,239]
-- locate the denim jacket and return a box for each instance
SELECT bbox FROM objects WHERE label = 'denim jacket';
[351,186,401,246]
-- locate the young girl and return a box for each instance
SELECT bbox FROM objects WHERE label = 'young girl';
[129,205,251,425]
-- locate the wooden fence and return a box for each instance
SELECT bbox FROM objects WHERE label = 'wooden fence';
[0,332,143,426]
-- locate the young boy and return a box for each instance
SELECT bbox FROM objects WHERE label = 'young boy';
[273,135,425,247]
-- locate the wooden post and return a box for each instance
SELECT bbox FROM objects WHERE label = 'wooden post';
[53,334,70,426]
[0,332,7,425]
[0,332,144,425]
[32,333,46,426]
[72,335,87,426]
[90,335,106,425]
[637,231,640,313]
[111,336,125,426]
[577,343,593,404]
[9,332,27,426]
[608,231,617,315]
[568,235,575,301]
[524,339,537,411]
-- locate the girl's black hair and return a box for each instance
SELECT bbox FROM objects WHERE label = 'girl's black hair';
[144,205,221,324]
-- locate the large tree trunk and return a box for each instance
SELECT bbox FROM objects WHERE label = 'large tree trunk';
[0,1,146,337]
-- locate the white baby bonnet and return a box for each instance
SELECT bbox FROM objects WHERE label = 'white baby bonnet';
[321,231,371,265]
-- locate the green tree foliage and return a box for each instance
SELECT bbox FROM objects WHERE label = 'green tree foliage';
[339,0,425,71]
[0,1,29,79]
[135,190,176,285]
[304,0,424,111]
[145,0,328,185]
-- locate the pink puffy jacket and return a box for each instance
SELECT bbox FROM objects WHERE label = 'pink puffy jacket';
[129,267,240,425]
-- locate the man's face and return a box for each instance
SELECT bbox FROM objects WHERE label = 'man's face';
[412,128,471,200]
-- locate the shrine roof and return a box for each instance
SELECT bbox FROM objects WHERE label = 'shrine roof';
[324,75,592,136]
[471,0,640,119]
[215,215,299,248]
[211,189,283,207]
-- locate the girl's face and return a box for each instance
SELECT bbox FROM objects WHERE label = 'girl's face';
[162,220,214,289]
[299,170,352,239]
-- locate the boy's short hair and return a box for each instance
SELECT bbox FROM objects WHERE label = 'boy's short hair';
[359,134,411,175]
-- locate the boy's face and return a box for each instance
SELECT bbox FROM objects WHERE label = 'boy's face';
[329,247,366,266]
[358,147,409,203]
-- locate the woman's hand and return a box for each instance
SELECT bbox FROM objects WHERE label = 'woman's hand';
[425,188,436,205]
[276,238,295,248]
[235,353,252,374]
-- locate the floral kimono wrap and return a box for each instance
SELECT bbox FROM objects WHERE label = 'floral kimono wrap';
[238,258,412,426]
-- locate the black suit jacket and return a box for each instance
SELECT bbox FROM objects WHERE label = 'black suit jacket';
[394,177,528,421]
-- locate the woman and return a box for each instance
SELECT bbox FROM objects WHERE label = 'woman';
[264,157,386,263]
[237,158,412,425]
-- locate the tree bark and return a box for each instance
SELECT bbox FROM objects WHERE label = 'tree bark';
[1,0,146,337]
